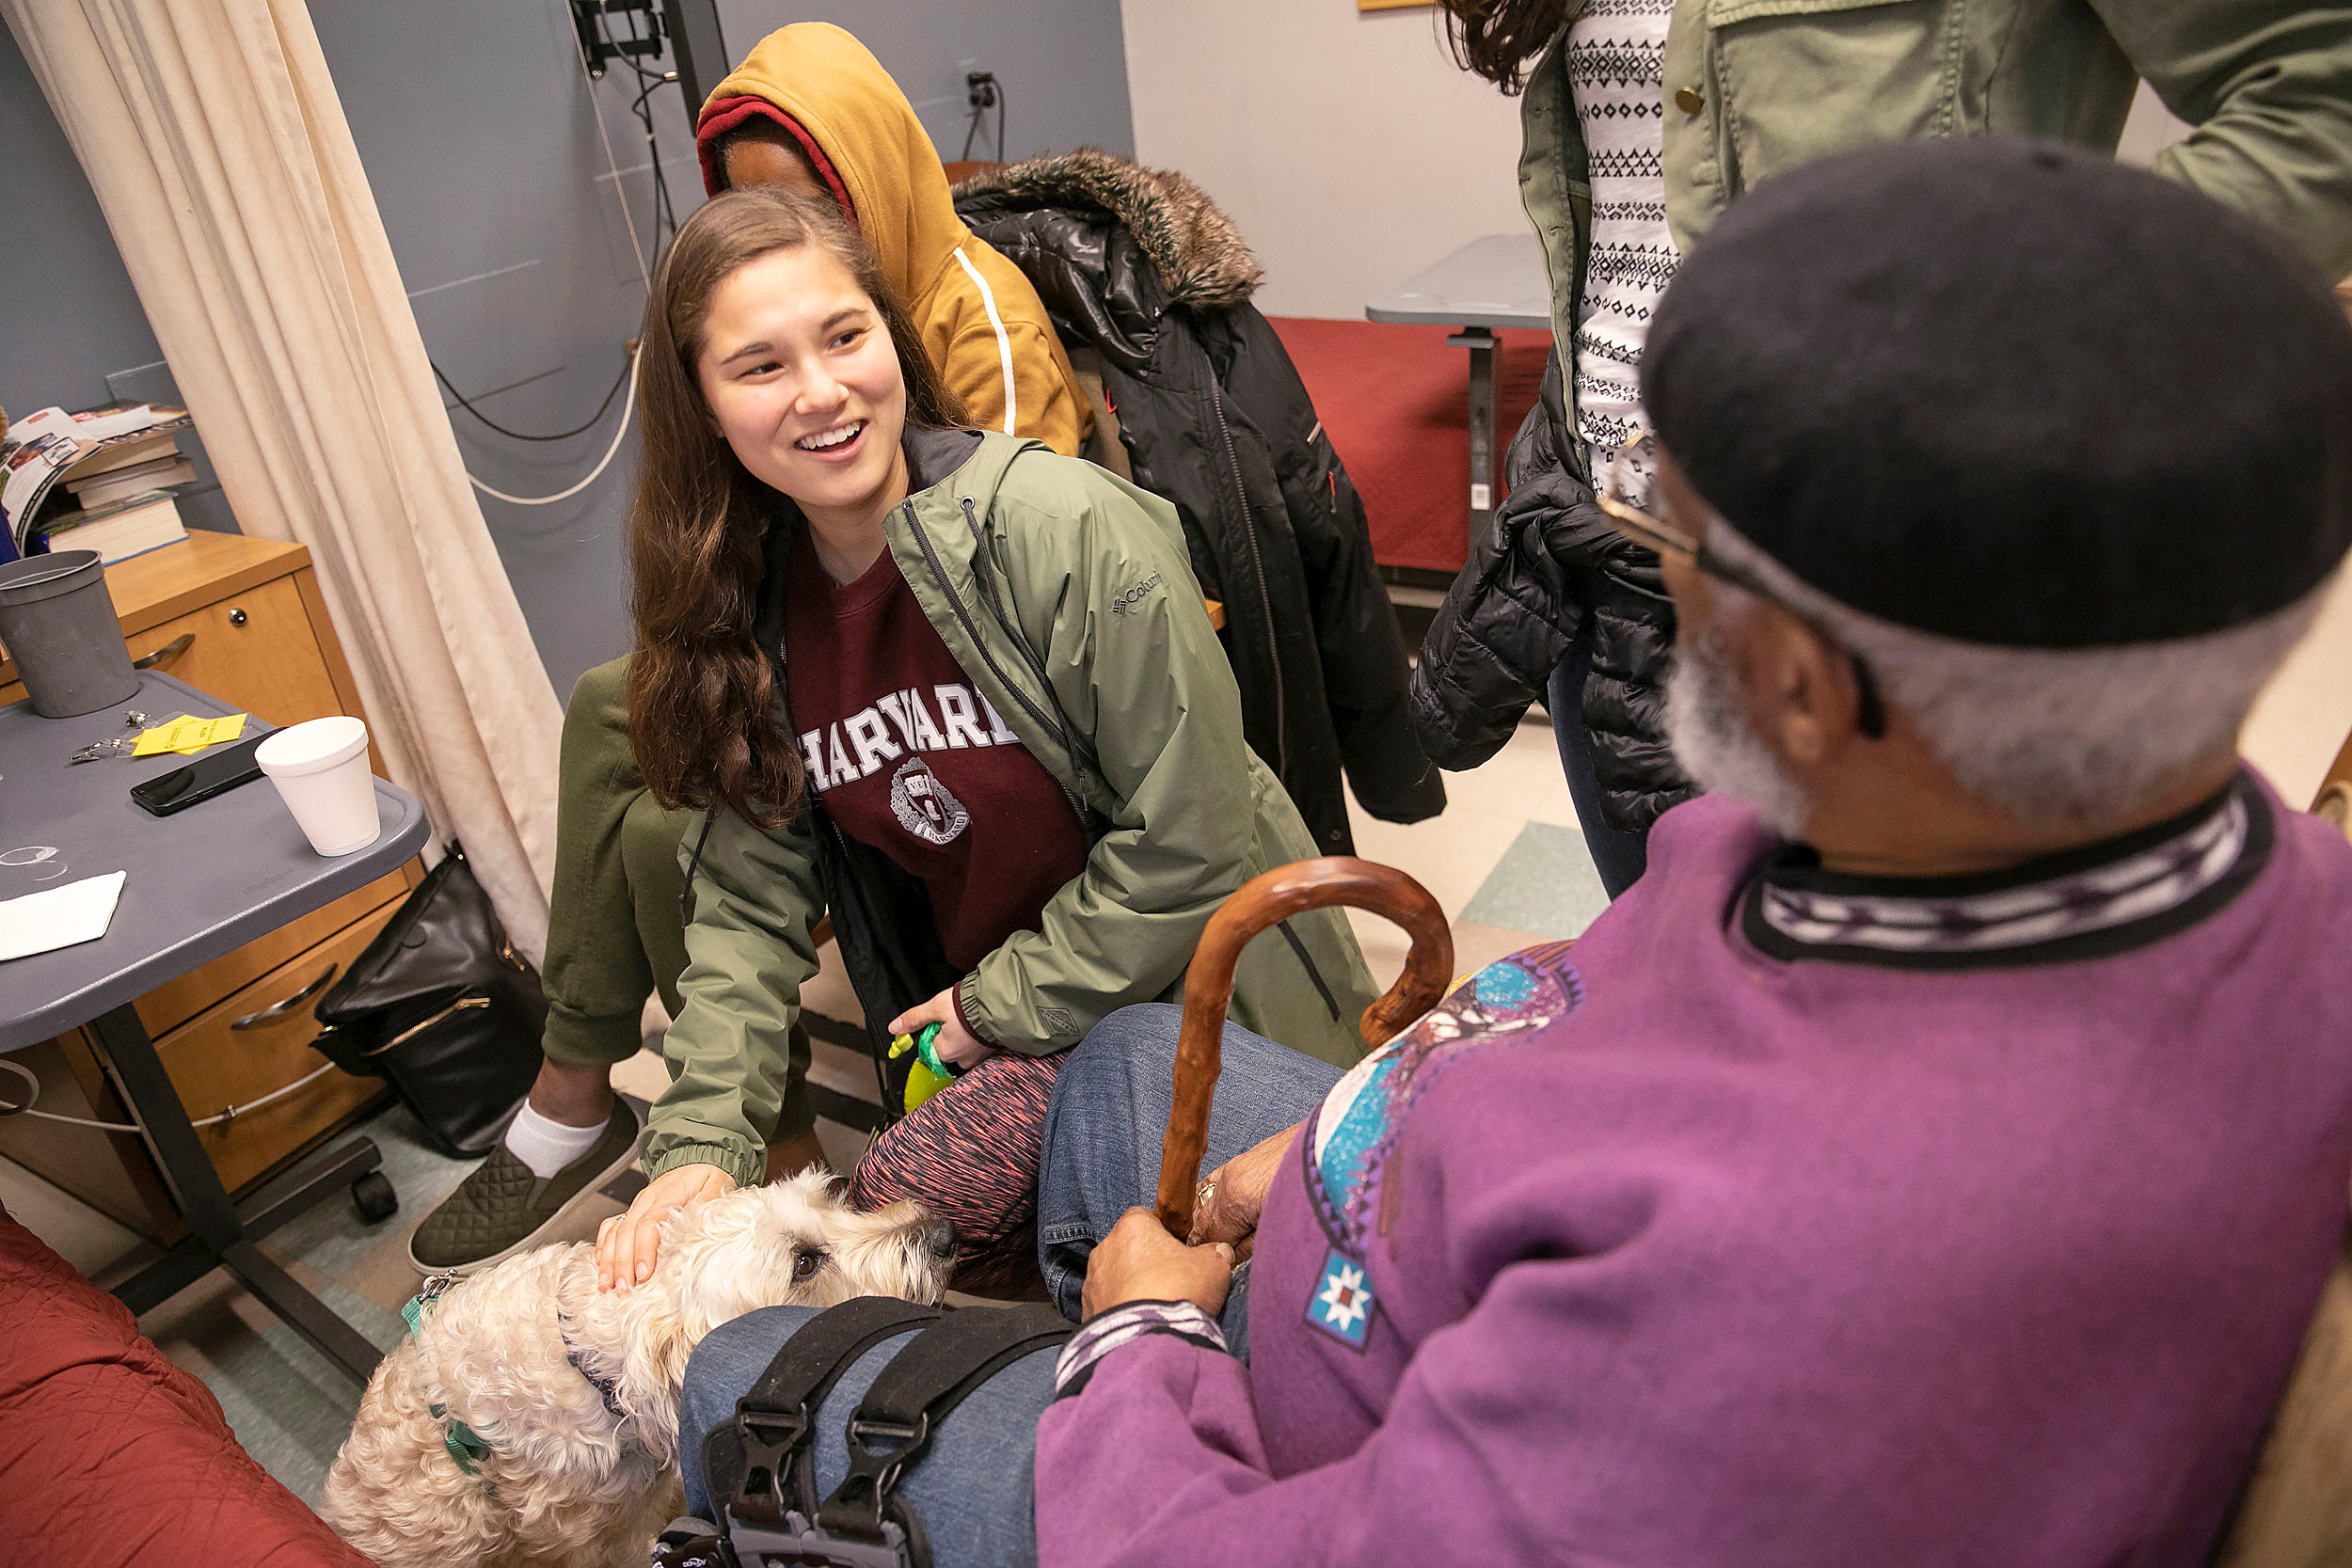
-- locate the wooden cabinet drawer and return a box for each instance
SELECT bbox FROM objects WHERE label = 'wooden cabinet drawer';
[0,573,339,722]
[149,894,406,1196]
[135,869,410,1038]
[127,575,342,727]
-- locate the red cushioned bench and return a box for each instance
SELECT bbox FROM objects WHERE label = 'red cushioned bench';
[1268,317,1550,581]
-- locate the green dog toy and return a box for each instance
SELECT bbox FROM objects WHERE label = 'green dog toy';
[886,1022,958,1114]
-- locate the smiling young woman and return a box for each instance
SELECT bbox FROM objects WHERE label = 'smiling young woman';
[628,194,957,832]
[598,190,1379,1297]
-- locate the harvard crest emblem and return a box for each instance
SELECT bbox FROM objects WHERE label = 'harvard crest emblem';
[889,756,970,845]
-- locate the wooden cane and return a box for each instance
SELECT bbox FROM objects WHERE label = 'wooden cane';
[1153,857,1453,1239]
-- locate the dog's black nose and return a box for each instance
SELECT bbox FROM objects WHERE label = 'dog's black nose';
[921,1216,956,1259]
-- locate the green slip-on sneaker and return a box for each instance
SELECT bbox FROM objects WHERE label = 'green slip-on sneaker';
[406,1100,642,1275]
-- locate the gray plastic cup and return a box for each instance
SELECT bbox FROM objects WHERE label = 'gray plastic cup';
[0,550,139,718]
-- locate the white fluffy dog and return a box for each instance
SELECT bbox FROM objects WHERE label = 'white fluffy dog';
[322,1171,952,1568]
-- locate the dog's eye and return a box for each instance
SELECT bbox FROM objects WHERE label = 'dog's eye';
[791,1248,827,1283]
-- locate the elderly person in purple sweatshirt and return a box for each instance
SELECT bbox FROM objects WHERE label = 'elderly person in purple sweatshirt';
[667,137,2352,1568]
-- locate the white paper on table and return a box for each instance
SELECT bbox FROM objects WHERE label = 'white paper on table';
[0,870,126,961]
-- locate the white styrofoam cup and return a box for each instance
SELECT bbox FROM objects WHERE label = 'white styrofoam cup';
[255,716,381,856]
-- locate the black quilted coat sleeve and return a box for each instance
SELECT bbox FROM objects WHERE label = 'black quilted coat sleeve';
[1409,355,1591,769]
[1410,354,1694,832]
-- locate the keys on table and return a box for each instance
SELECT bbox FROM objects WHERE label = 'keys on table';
[69,709,161,765]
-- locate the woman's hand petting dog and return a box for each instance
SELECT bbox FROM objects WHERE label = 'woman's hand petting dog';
[888,986,993,1069]
[597,1162,737,1291]
[1188,1119,1304,1253]
[1083,1208,1236,1320]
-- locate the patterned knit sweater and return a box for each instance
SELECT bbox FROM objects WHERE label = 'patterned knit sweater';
[1568,0,1679,499]
[1039,776,2352,1566]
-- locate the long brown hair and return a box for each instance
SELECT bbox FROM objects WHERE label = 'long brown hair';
[626,187,966,828]
[1436,0,1570,92]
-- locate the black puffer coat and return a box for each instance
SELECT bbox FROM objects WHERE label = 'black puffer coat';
[1408,353,1692,832]
[957,151,1443,857]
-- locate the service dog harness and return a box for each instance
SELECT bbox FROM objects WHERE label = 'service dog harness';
[685,1297,1075,1568]
[402,1271,501,1478]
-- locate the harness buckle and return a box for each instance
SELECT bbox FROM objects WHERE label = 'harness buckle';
[724,1513,914,1568]
[729,1403,814,1528]
[830,1410,930,1519]
[844,1412,928,1466]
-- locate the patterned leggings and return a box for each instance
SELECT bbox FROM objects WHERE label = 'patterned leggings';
[846,1050,1066,1298]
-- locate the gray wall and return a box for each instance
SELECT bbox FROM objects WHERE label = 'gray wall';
[2,0,1133,699]
[0,33,235,536]
[718,0,1136,168]
[307,0,690,699]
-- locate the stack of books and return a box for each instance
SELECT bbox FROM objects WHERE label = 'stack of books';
[59,426,199,512]
[35,491,188,564]
[2,403,197,564]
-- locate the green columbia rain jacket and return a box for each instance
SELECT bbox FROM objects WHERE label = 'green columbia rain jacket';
[644,430,1379,1188]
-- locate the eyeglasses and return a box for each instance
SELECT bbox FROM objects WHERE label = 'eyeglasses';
[1594,431,1887,740]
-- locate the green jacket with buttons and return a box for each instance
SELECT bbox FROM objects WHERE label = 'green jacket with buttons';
[642,429,1380,1190]
[1520,0,2352,480]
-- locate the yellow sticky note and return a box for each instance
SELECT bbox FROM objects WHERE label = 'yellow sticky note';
[178,714,246,753]
[132,719,204,756]
[133,713,247,756]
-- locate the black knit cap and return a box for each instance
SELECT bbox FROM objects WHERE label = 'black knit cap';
[1640,136,2352,647]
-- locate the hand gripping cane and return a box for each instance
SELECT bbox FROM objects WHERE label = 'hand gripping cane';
[1153,858,1453,1239]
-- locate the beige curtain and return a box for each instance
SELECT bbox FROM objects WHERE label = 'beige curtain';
[3,0,564,960]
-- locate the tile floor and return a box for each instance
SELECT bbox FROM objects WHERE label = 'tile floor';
[0,711,1602,1503]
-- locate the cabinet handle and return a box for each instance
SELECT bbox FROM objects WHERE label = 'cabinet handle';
[361,994,490,1057]
[230,962,339,1031]
[133,633,194,671]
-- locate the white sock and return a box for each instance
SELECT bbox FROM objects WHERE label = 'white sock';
[504,1100,607,1180]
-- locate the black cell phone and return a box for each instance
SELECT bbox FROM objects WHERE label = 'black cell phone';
[130,732,269,816]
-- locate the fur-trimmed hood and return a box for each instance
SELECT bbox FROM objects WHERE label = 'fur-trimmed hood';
[954,149,1263,310]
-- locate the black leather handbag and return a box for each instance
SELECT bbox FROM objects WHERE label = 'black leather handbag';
[309,843,547,1158]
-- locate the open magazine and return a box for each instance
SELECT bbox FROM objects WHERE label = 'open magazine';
[0,426,80,562]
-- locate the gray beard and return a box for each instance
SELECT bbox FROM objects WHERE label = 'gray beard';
[1663,626,1813,841]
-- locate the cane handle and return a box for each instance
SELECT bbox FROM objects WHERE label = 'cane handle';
[1154,858,1451,1238]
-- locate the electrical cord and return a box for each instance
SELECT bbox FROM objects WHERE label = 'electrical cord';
[631,72,680,244]
[435,354,630,442]
[453,7,658,505]
[601,0,679,244]
[464,342,641,507]
[0,1053,341,1134]
[960,82,1009,165]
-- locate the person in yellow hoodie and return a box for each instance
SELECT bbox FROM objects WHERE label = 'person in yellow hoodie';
[406,25,1092,1274]
[694,23,1089,457]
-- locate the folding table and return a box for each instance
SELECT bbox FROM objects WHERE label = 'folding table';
[1365,232,1553,556]
[0,670,428,1380]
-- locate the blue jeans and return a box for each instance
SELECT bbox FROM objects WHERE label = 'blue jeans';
[1548,621,1650,898]
[1034,1003,1343,1351]
[675,1006,1341,1562]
